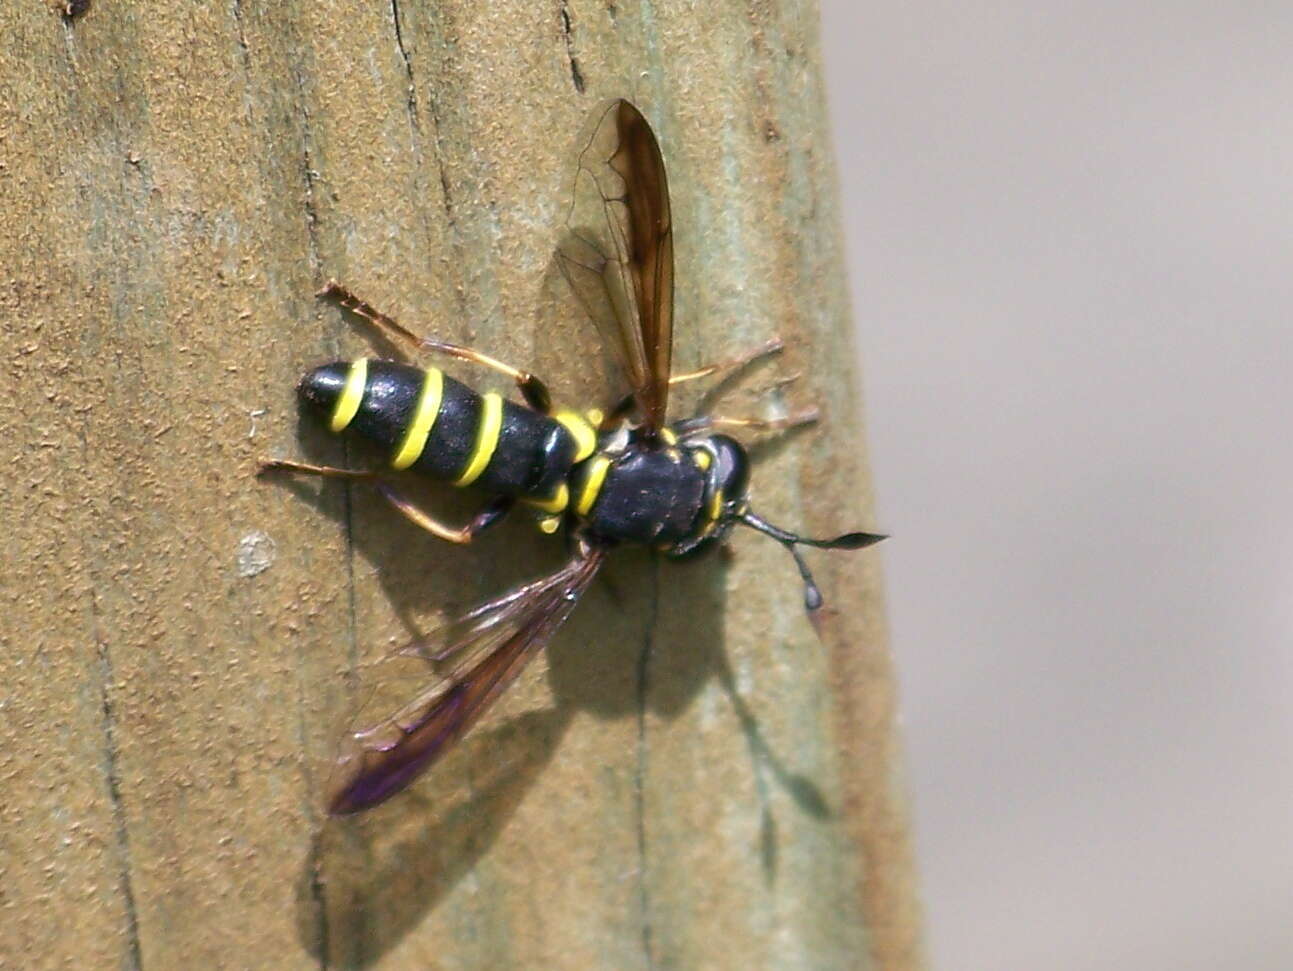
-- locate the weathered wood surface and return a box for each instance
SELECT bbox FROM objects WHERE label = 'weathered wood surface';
[0,2,920,968]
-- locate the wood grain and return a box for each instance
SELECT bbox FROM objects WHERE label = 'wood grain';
[0,1,921,967]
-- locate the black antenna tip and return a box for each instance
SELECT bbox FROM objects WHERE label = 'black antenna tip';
[828,531,888,550]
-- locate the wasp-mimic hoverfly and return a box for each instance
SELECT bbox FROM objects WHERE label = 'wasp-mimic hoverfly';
[261,100,883,814]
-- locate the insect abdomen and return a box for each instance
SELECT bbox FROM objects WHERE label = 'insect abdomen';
[300,359,576,502]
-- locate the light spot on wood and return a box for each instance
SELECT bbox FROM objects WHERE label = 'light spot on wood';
[235,531,276,578]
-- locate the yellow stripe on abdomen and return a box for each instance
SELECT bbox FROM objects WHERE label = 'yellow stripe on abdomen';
[555,410,598,463]
[329,358,368,433]
[453,392,503,487]
[390,367,444,470]
[524,482,569,514]
[575,455,612,517]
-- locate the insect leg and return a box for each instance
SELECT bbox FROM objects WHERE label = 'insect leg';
[318,280,554,413]
[259,460,511,544]
[597,337,784,430]
[669,336,784,386]
[376,487,514,545]
[257,459,377,479]
[598,392,638,430]
[676,409,820,437]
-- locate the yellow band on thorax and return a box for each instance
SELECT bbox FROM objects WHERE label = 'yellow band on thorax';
[576,455,612,517]
[453,392,503,487]
[390,367,444,470]
[708,487,725,522]
[329,358,368,433]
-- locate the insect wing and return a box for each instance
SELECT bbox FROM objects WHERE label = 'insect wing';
[327,549,605,815]
[558,99,675,435]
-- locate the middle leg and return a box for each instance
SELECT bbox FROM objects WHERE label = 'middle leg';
[668,336,785,386]
[259,459,513,545]
[376,490,514,545]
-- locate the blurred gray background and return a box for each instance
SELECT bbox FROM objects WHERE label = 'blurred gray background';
[820,3,1293,968]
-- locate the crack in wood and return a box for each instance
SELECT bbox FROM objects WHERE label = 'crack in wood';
[389,0,444,266]
[423,83,458,232]
[288,58,339,967]
[559,2,587,94]
[294,106,322,269]
[390,0,420,123]
[306,837,331,969]
[634,565,659,969]
[89,586,144,971]
[231,0,251,70]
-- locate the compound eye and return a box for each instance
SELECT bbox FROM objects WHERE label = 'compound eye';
[711,434,750,501]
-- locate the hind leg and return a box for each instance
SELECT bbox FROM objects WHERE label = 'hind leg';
[318,280,553,413]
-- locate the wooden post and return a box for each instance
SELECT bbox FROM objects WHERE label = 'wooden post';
[1,2,921,967]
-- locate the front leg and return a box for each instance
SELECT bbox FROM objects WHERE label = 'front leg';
[668,337,784,386]
[674,410,820,438]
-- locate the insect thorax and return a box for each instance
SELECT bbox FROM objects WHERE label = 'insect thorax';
[568,427,751,555]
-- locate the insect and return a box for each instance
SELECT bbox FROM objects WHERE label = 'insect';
[261,100,883,815]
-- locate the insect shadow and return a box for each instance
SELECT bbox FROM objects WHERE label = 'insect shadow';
[275,257,829,966]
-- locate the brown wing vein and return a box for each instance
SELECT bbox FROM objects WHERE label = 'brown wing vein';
[558,99,675,435]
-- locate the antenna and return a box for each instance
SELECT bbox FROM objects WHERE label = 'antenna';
[738,510,886,621]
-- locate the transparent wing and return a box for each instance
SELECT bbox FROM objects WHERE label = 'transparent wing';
[327,547,606,814]
[558,99,675,436]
